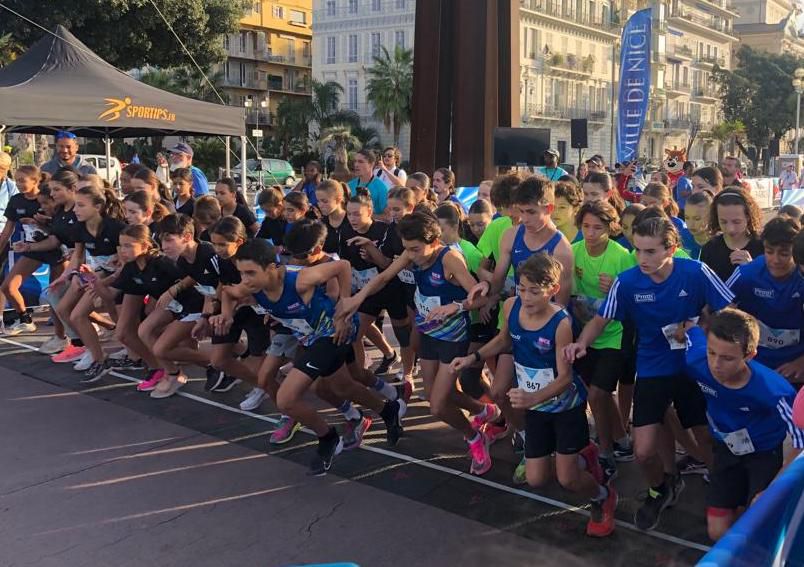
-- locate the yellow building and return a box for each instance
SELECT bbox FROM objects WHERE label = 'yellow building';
[218,0,313,130]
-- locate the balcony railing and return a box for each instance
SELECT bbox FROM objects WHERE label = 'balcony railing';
[670,44,694,59]
[668,8,735,36]
[543,52,596,75]
[520,0,619,31]
[694,54,726,67]
[667,118,692,130]
[245,110,272,125]
[525,104,608,122]
[222,76,267,90]
[692,87,718,98]
[666,81,692,93]
[314,0,412,20]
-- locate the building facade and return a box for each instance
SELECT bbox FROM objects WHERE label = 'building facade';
[519,0,620,168]
[218,0,313,132]
[311,0,415,158]
[733,0,804,58]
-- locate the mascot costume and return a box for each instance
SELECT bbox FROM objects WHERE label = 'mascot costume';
[663,147,687,190]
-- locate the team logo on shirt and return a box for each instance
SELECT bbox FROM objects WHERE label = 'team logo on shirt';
[534,337,552,353]
[133,277,143,284]
[634,292,655,303]
[15,208,25,214]
[428,272,444,286]
[575,267,584,279]
[287,302,304,313]
[510,333,521,341]
[678,289,688,297]
[697,382,717,397]
[753,288,774,299]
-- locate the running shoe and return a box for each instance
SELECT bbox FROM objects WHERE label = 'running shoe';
[81,359,112,384]
[308,432,343,476]
[212,374,241,393]
[613,440,635,462]
[600,455,618,484]
[677,455,708,475]
[204,366,225,391]
[587,485,618,538]
[667,473,685,507]
[51,344,86,363]
[270,415,302,445]
[468,434,492,475]
[374,351,399,375]
[108,348,128,360]
[634,485,672,531]
[396,380,413,404]
[39,336,69,355]
[380,399,406,447]
[239,388,267,411]
[136,369,166,392]
[481,420,509,444]
[108,356,144,370]
[579,443,604,486]
[5,319,36,336]
[470,403,501,431]
[150,373,185,399]
[343,412,373,450]
[512,430,526,455]
[513,455,527,485]
[73,350,94,371]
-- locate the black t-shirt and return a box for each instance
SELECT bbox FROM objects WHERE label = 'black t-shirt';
[175,197,195,217]
[177,241,219,288]
[229,204,257,236]
[198,229,211,243]
[161,198,177,214]
[322,214,348,255]
[115,254,183,297]
[340,220,393,271]
[256,216,287,246]
[700,234,765,282]
[74,217,126,270]
[206,254,241,285]
[4,193,47,242]
[50,205,78,248]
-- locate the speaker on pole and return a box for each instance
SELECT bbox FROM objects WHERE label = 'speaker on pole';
[571,119,588,149]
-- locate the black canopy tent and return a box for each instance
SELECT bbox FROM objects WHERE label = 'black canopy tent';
[0,25,246,179]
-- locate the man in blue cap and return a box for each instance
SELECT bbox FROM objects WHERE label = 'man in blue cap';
[40,131,97,175]
[167,142,209,197]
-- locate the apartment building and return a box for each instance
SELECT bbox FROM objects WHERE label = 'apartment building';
[218,1,313,130]
[733,0,804,58]
[311,0,415,157]
[519,0,620,167]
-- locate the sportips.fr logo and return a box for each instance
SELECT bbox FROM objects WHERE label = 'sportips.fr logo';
[98,97,176,123]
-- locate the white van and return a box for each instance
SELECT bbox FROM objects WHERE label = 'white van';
[82,155,122,187]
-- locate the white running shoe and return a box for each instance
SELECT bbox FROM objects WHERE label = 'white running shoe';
[5,320,36,336]
[40,335,69,355]
[108,348,128,360]
[73,350,95,372]
[239,388,267,411]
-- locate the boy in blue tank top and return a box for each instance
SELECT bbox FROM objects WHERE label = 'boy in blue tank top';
[220,239,406,476]
[685,309,803,541]
[454,253,616,537]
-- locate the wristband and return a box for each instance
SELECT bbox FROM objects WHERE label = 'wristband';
[452,300,466,313]
[473,350,482,363]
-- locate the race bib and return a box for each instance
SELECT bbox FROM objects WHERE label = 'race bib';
[352,267,379,291]
[194,284,218,297]
[661,317,699,350]
[273,317,315,336]
[166,299,184,314]
[251,304,269,315]
[414,289,441,318]
[723,428,755,456]
[758,320,800,350]
[398,269,415,285]
[515,362,555,393]
[22,224,45,243]
[86,253,114,272]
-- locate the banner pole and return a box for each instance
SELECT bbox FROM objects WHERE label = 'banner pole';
[610,41,617,165]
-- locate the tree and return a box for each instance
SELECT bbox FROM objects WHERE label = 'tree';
[365,46,413,147]
[0,33,21,67]
[139,66,228,104]
[686,120,702,157]
[710,120,746,161]
[712,46,802,171]
[318,126,361,170]
[0,0,248,70]
[273,97,313,158]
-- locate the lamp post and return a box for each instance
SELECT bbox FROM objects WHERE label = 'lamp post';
[521,67,530,123]
[244,97,253,158]
[793,68,804,155]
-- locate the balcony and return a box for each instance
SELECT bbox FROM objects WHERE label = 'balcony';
[314,1,412,20]
[693,54,726,69]
[698,0,740,16]
[665,81,692,97]
[221,76,267,91]
[544,53,595,78]
[667,44,694,61]
[667,118,692,131]
[265,53,313,68]
[691,87,718,101]
[667,8,738,41]
[520,0,620,36]
[524,104,608,123]
[245,110,272,126]
[267,78,312,96]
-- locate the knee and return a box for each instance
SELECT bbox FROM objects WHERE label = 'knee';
[490,385,509,407]
[276,388,295,414]
[68,309,83,330]
[137,325,150,345]
[707,518,730,542]
[209,348,229,369]
[526,468,550,488]
[556,468,582,492]
[152,339,169,361]
[428,393,449,420]
[634,443,656,466]
[0,278,11,296]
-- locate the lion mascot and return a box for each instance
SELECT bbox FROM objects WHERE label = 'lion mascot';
[663,147,687,189]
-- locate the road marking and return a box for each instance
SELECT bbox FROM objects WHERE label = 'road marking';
[1,336,710,553]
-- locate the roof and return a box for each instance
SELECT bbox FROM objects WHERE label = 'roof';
[0,25,245,138]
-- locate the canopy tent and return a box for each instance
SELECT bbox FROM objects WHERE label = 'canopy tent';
[0,25,244,138]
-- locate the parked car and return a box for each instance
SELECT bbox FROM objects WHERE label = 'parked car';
[232,158,297,189]
[82,155,122,188]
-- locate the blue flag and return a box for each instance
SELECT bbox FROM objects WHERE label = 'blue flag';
[616,8,651,164]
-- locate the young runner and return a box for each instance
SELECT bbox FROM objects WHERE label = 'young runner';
[565,217,734,531]
[467,199,494,243]
[640,182,696,257]
[618,203,645,251]
[347,149,388,217]
[405,172,437,213]
[315,179,349,255]
[192,196,222,242]
[214,178,260,237]
[582,172,626,216]
[453,253,617,537]
[130,167,175,213]
[255,186,287,247]
[171,167,195,217]
[685,310,804,540]
[432,168,466,213]
[683,192,713,259]
[122,190,168,238]
[553,181,583,244]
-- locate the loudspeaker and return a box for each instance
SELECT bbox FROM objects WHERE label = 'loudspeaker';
[769,138,780,158]
[571,119,588,149]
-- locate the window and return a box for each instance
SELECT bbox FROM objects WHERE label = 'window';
[272,5,284,18]
[303,41,311,59]
[348,34,358,63]
[289,9,306,24]
[326,37,336,64]
[252,2,261,14]
[326,0,336,16]
[371,32,382,58]
[224,61,230,80]
[396,0,406,8]
[348,0,358,14]
[223,34,230,50]
[239,63,247,86]
[348,78,358,110]
[239,32,247,52]
[372,0,382,10]
[395,30,405,49]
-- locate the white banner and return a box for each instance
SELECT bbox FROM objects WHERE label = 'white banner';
[743,178,775,209]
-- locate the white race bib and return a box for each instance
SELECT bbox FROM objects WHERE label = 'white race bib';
[273,317,314,336]
[515,362,556,393]
[352,267,379,291]
[86,253,114,272]
[166,299,184,314]
[22,224,44,243]
[251,304,269,315]
[414,289,441,317]
[757,320,800,350]
[398,269,415,285]
[194,284,218,297]
[723,428,755,456]
[661,317,699,350]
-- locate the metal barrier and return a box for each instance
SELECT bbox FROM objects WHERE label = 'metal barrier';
[697,454,804,566]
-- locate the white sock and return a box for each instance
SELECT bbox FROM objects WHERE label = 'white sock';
[341,404,361,421]
[592,485,608,502]
[578,454,588,471]
[373,378,397,400]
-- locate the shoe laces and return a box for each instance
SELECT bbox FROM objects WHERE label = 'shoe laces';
[468,437,488,463]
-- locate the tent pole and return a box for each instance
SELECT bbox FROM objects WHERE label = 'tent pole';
[104,136,112,185]
[240,136,247,193]
[225,136,231,177]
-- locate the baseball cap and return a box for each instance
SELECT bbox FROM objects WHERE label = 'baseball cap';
[586,156,603,167]
[167,142,194,158]
[544,148,559,158]
[54,130,77,141]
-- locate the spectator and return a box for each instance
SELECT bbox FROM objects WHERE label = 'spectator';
[374,146,407,188]
[536,148,568,181]
[347,149,388,216]
[720,155,748,190]
[0,151,18,243]
[155,152,171,188]
[167,142,209,197]
[586,155,606,174]
[40,131,97,176]
[779,163,799,192]
[691,166,723,195]
[292,161,322,206]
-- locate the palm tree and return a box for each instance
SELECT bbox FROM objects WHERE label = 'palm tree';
[365,46,413,146]
[711,120,746,161]
[274,97,313,158]
[318,125,361,170]
[311,80,346,129]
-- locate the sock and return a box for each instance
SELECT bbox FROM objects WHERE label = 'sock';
[615,436,631,448]
[592,485,608,502]
[338,401,361,421]
[19,311,32,324]
[72,339,84,347]
[373,377,397,400]
[319,426,338,442]
[466,432,481,444]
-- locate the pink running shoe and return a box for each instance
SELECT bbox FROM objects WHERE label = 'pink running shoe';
[470,403,501,431]
[51,344,86,364]
[270,415,301,445]
[468,434,492,475]
[579,442,604,486]
[481,421,510,444]
[137,369,166,392]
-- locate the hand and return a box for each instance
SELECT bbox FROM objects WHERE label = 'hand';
[155,290,176,311]
[425,303,458,323]
[209,314,233,337]
[333,317,351,345]
[563,342,587,363]
[11,241,29,253]
[18,217,35,225]
[33,213,51,225]
[776,357,804,383]
[346,236,374,248]
[449,355,474,374]
[598,273,614,294]
[335,296,360,321]
[672,320,692,344]
[468,281,490,304]
[508,388,535,410]
[191,318,210,341]
[479,301,496,325]
[729,249,752,266]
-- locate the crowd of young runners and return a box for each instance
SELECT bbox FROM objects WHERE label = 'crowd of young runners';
[3,148,804,542]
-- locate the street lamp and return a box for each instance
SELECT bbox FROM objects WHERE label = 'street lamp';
[793,68,804,154]
[521,67,530,123]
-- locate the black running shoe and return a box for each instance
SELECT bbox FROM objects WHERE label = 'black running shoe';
[634,484,672,531]
[374,351,399,375]
[677,455,708,475]
[613,440,635,462]
[81,360,111,384]
[205,366,225,391]
[600,455,618,484]
[308,432,343,476]
[512,431,525,455]
[667,473,685,507]
[380,399,406,447]
[109,355,145,370]
[212,374,241,393]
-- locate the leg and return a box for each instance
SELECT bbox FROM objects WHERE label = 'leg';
[525,456,554,488]
[210,343,258,383]
[618,382,635,431]
[56,279,83,340]
[491,354,525,430]
[429,362,474,437]
[276,369,329,436]
[114,295,159,369]
[70,290,104,363]
[0,256,40,315]
[361,313,394,359]
[256,354,284,401]
[633,424,666,488]
[139,308,177,372]
[555,453,600,499]
[707,509,737,541]
[48,262,67,338]
[153,320,210,368]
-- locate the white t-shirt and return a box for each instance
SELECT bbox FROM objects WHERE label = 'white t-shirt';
[374,167,407,189]
[0,177,18,234]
